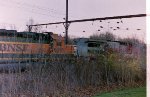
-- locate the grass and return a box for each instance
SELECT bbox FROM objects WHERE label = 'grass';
[93,86,146,97]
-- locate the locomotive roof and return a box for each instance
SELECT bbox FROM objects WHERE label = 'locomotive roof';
[74,38,132,46]
[0,29,53,36]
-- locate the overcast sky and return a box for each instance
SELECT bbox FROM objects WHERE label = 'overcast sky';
[0,0,147,42]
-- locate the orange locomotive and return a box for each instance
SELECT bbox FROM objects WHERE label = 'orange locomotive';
[0,29,74,63]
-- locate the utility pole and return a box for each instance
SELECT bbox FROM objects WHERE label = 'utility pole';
[65,0,69,44]
[28,25,31,32]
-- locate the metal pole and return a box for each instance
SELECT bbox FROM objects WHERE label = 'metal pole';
[65,0,68,44]
[28,25,31,32]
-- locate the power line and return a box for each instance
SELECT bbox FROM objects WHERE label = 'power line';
[29,14,147,26]
[0,1,63,19]
[1,0,65,15]
[0,0,79,19]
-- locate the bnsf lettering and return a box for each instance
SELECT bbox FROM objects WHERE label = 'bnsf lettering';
[7,44,15,51]
[0,44,6,51]
[0,43,28,52]
[15,44,24,52]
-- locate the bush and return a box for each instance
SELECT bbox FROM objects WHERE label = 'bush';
[0,51,146,97]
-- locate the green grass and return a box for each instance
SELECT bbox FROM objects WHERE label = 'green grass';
[93,87,146,97]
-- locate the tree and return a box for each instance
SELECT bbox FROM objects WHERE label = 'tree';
[90,32,116,41]
[26,18,42,32]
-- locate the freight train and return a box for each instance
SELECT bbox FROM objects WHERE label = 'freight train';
[0,29,141,71]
